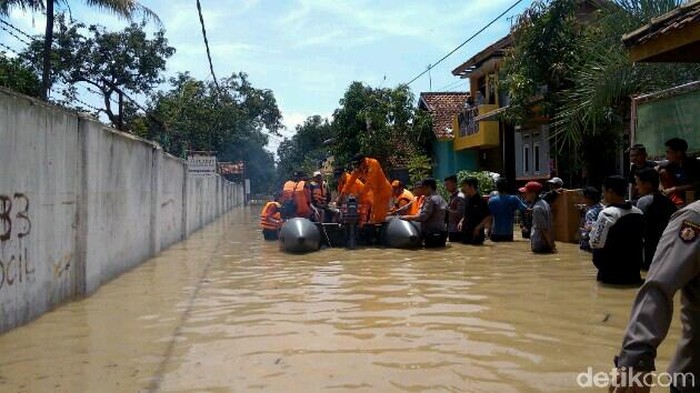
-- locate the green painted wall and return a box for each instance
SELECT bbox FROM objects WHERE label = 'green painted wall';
[637,88,700,159]
[432,140,478,179]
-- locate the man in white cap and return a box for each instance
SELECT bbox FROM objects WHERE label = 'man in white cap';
[542,177,564,205]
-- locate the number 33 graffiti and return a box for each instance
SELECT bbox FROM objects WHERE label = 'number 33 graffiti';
[0,193,31,241]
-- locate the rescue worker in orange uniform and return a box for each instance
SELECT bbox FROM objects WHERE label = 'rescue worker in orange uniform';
[337,155,393,224]
[390,180,415,216]
[337,170,372,225]
[280,171,313,219]
[259,200,282,241]
[310,171,330,222]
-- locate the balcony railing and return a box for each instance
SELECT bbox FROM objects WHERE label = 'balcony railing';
[452,104,500,150]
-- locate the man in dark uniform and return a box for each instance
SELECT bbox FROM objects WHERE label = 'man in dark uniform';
[444,174,465,243]
[610,201,700,393]
[458,177,491,245]
[401,178,447,248]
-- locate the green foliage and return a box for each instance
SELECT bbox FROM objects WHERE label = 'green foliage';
[276,115,334,182]
[554,0,700,146]
[456,170,495,195]
[501,0,700,185]
[0,52,41,97]
[406,153,432,185]
[436,170,495,200]
[21,16,174,128]
[331,82,433,170]
[501,0,581,123]
[135,72,282,193]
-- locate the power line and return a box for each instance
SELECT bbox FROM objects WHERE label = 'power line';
[195,0,221,94]
[404,0,526,86]
[0,41,19,55]
[0,23,31,46]
[0,19,37,43]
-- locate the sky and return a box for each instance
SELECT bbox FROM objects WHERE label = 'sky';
[0,0,532,154]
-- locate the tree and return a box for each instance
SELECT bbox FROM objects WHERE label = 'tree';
[501,0,700,185]
[554,0,700,145]
[21,17,174,129]
[276,115,334,183]
[331,82,433,171]
[136,72,283,193]
[0,51,41,97]
[0,0,159,100]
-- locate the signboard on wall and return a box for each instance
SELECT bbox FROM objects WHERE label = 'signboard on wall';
[187,154,217,176]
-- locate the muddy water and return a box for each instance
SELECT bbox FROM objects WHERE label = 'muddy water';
[0,207,682,393]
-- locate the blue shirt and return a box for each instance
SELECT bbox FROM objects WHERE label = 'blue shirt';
[488,193,527,236]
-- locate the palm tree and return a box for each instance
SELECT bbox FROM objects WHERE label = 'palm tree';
[0,0,160,100]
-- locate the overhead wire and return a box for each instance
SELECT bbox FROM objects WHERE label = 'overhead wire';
[404,0,526,86]
[0,19,37,43]
[0,23,31,46]
[195,0,221,94]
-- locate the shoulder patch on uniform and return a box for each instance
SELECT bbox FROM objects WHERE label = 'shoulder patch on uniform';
[679,220,700,243]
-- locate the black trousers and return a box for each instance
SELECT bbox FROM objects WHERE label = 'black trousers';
[424,231,447,248]
[262,229,279,241]
[490,233,514,242]
[448,232,463,243]
[462,230,485,245]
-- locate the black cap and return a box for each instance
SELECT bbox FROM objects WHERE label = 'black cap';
[444,174,458,183]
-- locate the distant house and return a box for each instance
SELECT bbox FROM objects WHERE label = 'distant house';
[418,92,476,180]
[624,0,700,158]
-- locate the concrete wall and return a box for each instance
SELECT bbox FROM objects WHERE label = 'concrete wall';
[0,87,243,333]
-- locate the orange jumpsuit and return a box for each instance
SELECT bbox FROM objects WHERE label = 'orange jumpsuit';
[341,158,392,224]
[338,172,372,225]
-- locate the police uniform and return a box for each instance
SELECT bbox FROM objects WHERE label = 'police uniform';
[615,201,700,392]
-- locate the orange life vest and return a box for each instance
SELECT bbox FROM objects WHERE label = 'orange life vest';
[281,180,297,201]
[281,180,311,218]
[293,180,311,217]
[394,189,415,210]
[260,201,282,230]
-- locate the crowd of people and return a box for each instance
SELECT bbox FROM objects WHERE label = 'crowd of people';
[260,140,700,392]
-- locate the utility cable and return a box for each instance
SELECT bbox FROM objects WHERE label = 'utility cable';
[195,0,221,94]
[0,19,37,43]
[404,0,526,86]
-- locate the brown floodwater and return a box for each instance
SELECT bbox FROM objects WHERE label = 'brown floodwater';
[0,207,683,393]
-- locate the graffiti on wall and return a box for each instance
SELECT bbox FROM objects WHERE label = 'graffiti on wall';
[0,193,34,290]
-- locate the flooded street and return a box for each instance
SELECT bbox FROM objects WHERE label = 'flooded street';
[0,207,682,393]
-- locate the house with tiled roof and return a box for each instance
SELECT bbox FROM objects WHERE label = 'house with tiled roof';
[418,92,477,179]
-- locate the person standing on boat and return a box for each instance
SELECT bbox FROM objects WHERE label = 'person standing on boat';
[337,155,393,224]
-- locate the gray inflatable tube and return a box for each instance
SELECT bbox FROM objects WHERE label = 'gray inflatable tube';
[383,217,422,249]
[280,218,321,253]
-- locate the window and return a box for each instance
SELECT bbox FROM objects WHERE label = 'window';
[534,143,540,173]
[523,144,530,173]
